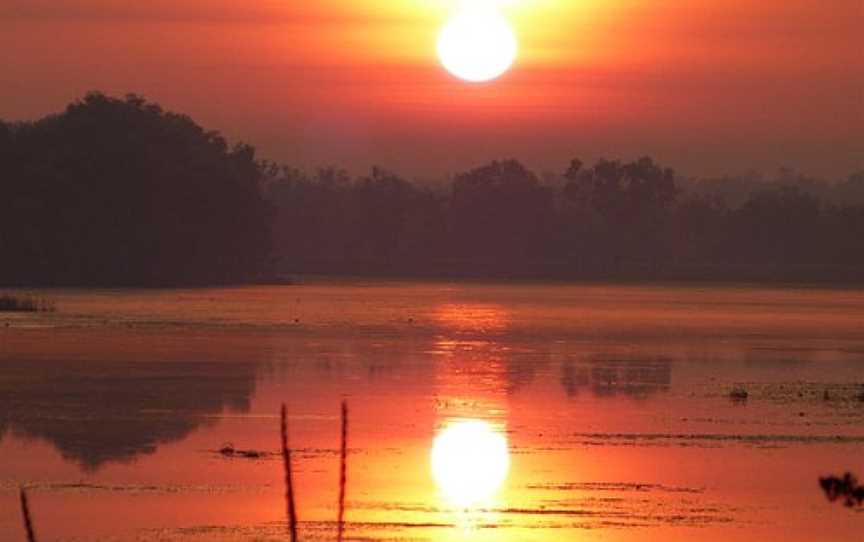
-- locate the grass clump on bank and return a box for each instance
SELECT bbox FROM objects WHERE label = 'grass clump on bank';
[0,294,55,312]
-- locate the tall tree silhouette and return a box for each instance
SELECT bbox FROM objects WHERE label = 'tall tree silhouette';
[449,159,554,267]
[564,157,679,272]
[0,93,273,286]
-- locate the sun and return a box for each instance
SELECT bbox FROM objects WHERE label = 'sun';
[437,5,518,83]
[431,420,510,506]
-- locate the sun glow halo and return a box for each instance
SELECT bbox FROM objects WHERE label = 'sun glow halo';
[431,420,510,506]
[437,5,518,82]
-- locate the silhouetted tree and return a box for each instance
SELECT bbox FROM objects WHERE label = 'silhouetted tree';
[730,186,823,264]
[267,166,352,266]
[835,171,864,206]
[4,94,864,283]
[0,93,273,286]
[564,157,679,272]
[449,159,554,267]
[266,165,447,272]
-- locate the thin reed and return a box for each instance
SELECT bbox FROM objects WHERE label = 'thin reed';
[19,487,38,542]
[337,400,349,542]
[281,403,299,541]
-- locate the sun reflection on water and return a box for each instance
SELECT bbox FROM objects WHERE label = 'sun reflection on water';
[431,419,510,508]
[433,303,510,334]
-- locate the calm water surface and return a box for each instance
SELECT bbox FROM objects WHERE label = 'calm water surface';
[1,279,863,541]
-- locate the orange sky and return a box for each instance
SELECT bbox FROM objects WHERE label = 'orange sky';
[1,0,861,178]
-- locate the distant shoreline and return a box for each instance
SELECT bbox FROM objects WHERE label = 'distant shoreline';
[277,262,864,288]
[3,263,864,289]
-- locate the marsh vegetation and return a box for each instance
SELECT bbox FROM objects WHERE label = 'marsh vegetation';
[0,295,54,313]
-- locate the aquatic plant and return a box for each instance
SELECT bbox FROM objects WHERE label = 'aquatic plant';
[819,472,864,507]
[19,487,38,542]
[281,404,299,541]
[0,295,54,313]
[338,400,349,542]
[217,443,266,459]
[278,401,350,541]
[729,386,749,401]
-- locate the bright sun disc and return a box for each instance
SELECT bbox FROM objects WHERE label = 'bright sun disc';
[437,7,518,82]
[431,420,510,506]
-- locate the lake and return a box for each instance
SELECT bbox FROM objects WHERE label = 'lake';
[1,279,863,541]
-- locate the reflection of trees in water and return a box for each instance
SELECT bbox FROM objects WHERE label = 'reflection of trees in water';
[505,352,553,396]
[0,360,259,471]
[561,357,672,399]
[506,360,537,395]
[300,345,410,383]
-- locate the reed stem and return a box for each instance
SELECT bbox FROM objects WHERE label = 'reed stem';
[281,403,298,542]
[337,400,348,542]
[19,487,38,542]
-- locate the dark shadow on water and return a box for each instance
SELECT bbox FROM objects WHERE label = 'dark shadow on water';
[0,360,260,471]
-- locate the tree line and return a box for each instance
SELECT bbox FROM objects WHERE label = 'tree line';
[1,93,862,286]
[267,158,864,281]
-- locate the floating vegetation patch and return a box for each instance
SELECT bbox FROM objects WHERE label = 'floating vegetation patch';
[718,381,864,407]
[0,294,55,313]
[568,432,864,449]
[217,443,272,460]
[729,386,749,401]
[819,472,864,508]
[525,482,704,494]
[0,481,258,495]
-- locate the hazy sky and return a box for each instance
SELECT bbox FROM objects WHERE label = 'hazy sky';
[1,0,861,178]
